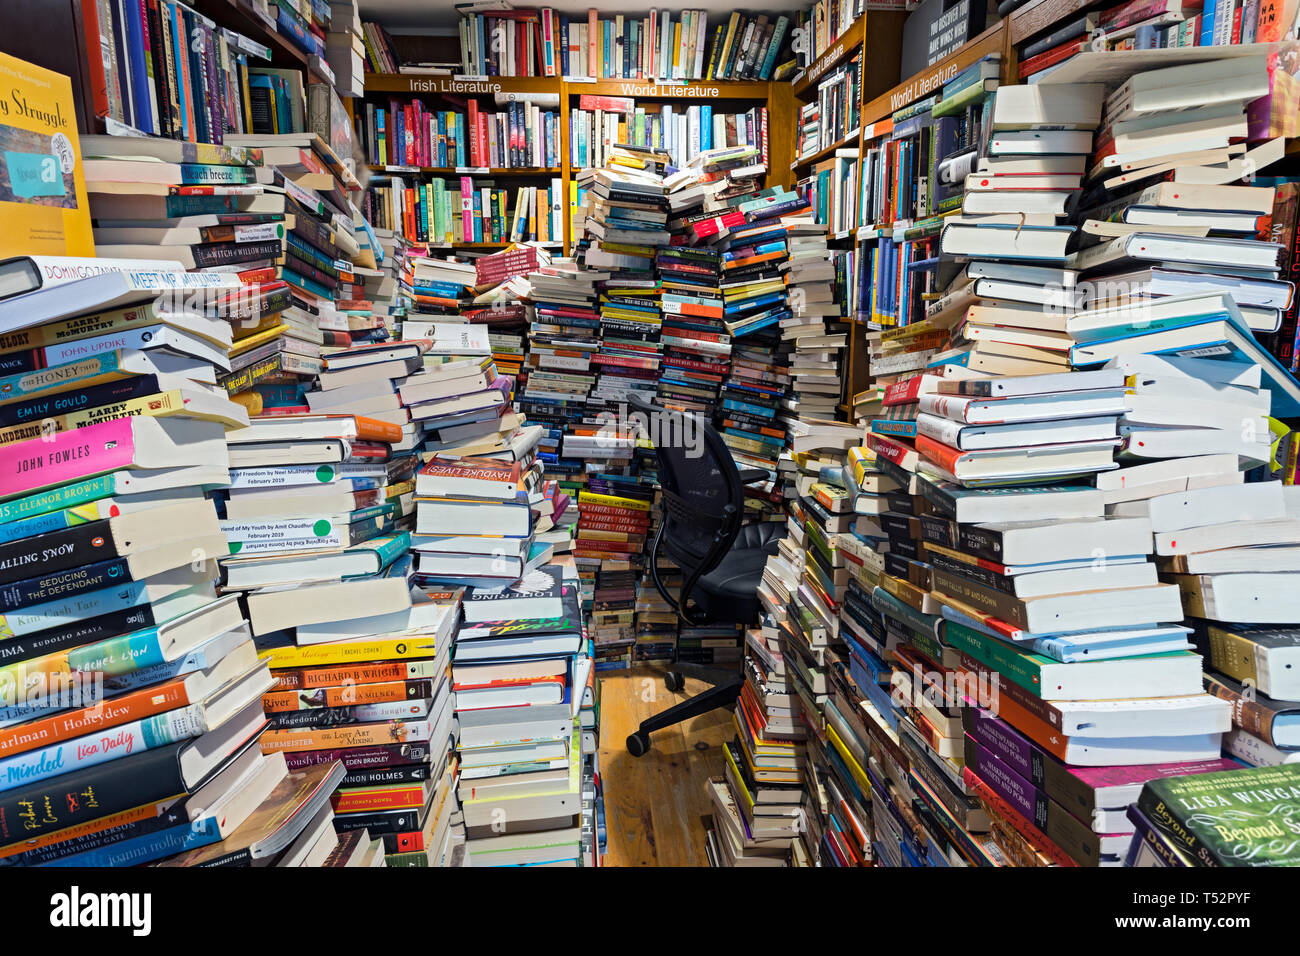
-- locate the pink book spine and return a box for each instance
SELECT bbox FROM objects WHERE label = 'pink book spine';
[460,175,475,238]
[0,418,137,499]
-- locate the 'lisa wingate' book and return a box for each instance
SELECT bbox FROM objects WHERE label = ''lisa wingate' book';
[0,54,93,259]
[1138,763,1300,866]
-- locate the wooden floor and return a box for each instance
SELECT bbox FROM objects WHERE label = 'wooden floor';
[597,664,732,867]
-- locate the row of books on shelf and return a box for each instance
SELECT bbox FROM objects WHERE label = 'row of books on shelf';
[455,7,793,81]
[797,50,862,161]
[1017,0,1297,82]
[570,99,769,172]
[364,177,565,246]
[356,98,562,170]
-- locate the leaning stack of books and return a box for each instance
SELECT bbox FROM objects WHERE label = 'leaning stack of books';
[452,564,590,866]
[1073,56,1283,339]
[0,265,350,867]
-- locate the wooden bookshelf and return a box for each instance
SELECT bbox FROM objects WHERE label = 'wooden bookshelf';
[792,128,862,174]
[1007,0,1101,44]
[364,73,562,95]
[790,12,868,99]
[190,0,332,84]
[860,22,1009,127]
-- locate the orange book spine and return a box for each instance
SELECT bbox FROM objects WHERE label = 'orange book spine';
[331,785,426,813]
[352,414,403,443]
[269,660,420,691]
[0,680,189,758]
[914,432,964,474]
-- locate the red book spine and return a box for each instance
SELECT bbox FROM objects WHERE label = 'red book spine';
[914,432,964,474]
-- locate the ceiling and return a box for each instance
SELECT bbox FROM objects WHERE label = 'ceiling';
[359,0,806,32]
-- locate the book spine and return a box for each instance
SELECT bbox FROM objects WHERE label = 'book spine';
[0,740,185,845]
[283,741,432,772]
[0,677,189,759]
[0,707,202,793]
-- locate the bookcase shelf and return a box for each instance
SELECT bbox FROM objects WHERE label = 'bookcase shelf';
[364,73,563,95]
[190,0,330,83]
[1007,0,1100,44]
[569,78,773,98]
[793,128,862,174]
[790,12,867,99]
[860,22,1008,127]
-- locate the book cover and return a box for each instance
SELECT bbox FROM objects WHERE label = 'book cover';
[0,54,93,258]
[1138,764,1300,866]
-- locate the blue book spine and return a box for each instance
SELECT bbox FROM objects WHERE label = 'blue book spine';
[1200,0,1218,44]
[45,817,223,868]
[456,114,467,167]
[122,0,154,134]
[560,17,570,75]
[701,105,712,151]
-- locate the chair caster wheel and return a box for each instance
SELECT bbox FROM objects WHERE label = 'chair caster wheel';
[627,732,650,757]
[665,671,684,692]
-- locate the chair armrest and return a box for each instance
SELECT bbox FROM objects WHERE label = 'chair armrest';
[737,467,769,485]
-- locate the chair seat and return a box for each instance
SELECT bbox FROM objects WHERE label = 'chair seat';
[692,521,784,624]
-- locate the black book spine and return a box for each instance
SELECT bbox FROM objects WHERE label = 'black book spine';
[0,376,163,428]
[341,764,431,788]
[0,520,121,586]
[0,604,156,668]
[0,741,185,846]
[191,239,284,269]
[332,803,426,835]
[0,555,138,611]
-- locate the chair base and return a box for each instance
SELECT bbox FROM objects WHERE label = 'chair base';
[626,663,743,757]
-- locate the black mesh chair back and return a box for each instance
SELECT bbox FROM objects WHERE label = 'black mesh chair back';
[626,392,743,621]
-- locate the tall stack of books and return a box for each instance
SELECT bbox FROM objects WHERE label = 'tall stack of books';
[451,563,590,865]
[782,218,847,424]
[705,625,810,867]
[0,266,355,866]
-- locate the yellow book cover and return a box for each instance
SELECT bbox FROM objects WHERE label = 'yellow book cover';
[229,323,289,356]
[671,22,682,72]
[577,490,651,511]
[0,54,93,257]
[258,635,441,669]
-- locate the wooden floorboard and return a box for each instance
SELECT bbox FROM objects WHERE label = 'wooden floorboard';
[597,664,732,867]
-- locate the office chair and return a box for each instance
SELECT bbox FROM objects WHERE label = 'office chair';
[623,392,782,757]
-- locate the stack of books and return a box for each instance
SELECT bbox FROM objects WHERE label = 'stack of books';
[0,266,352,867]
[705,625,810,867]
[452,563,590,865]
[1074,57,1283,338]
[781,216,847,422]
